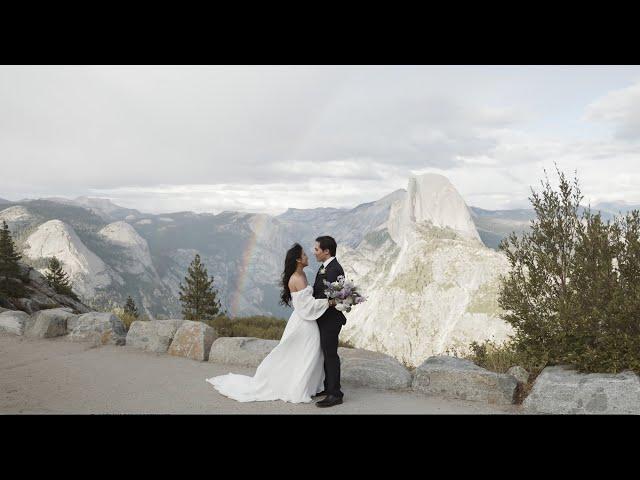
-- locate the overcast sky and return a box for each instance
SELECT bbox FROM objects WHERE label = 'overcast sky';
[2,65,640,215]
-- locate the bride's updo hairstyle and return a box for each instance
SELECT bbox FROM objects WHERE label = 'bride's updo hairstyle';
[280,242,303,307]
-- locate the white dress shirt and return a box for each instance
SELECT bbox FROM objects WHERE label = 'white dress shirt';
[322,256,335,268]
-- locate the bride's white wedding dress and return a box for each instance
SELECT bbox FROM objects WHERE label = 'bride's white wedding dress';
[206,285,329,403]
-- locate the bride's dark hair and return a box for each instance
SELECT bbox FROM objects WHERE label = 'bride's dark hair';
[280,243,303,307]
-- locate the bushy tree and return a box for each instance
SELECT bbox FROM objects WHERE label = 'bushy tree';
[124,295,139,318]
[565,210,640,372]
[45,256,79,300]
[498,165,640,373]
[179,253,224,321]
[0,220,26,296]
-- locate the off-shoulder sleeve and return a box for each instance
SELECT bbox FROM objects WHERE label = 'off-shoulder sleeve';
[292,287,329,321]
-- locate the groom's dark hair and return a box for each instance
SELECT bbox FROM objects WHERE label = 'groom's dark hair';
[316,236,337,257]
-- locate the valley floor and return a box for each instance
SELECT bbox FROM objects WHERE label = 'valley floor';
[0,332,521,415]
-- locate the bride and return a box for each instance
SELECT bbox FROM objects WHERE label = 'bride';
[206,243,336,403]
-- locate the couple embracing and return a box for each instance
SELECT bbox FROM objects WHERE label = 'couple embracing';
[206,236,347,408]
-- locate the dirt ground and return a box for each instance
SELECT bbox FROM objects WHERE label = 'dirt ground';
[0,332,522,414]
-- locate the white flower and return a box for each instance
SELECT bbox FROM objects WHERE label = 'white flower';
[335,303,348,312]
[320,267,326,274]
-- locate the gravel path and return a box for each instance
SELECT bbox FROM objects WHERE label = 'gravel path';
[0,332,522,414]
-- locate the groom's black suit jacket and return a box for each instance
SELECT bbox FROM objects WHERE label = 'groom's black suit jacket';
[313,258,347,326]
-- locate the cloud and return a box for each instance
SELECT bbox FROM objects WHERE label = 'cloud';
[2,66,640,214]
[287,94,522,171]
[584,81,640,140]
[417,137,640,210]
[88,176,410,216]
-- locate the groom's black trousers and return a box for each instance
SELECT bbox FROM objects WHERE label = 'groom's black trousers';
[317,315,343,398]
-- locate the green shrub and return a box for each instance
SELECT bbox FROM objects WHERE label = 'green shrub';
[202,315,356,347]
[205,315,287,340]
[496,166,640,374]
[112,308,150,332]
[123,295,139,319]
[338,339,355,348]
[465,340,544,404]
[466,339,543,374]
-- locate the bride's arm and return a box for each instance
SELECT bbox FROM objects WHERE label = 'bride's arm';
[295,288,331,321]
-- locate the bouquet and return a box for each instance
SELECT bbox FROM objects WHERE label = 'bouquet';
[323,275,366,313]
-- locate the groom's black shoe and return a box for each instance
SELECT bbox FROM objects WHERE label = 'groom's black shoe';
[311,390,328,399]
[316,394,343,408]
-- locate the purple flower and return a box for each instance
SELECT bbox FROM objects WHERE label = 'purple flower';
[320,276,366,310]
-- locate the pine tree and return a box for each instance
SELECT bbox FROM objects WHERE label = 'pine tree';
[45,256,78,300]
[0,220,25,296]
[124,295,139,318]
[178,253,224,321]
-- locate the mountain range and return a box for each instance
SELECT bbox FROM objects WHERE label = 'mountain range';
[0,181,635,326]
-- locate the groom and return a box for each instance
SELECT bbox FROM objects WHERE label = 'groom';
[312,235,347,408]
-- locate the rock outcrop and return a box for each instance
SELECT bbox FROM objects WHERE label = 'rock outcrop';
[207,336,412,390]
[340,173,513,367]
[0,205,36,225]
[21,219,115,298]
[390,173,481,243]
[0,262,91,315]
[507,366,530,384]
[68,312,126,346]
[168,321,217,361]
[523,366,640,414]
[98,221,158,277]
[339,347,412,390]
[126,319,184,353]
[0,310,33,335]
[208,337,278,367]
[27,308,76,338]
[412,356,518,405]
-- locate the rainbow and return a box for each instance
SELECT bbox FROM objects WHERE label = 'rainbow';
[227,87,344,317]
[230,214,269,318]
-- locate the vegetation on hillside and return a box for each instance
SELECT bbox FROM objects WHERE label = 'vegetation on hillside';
[45,256,79,300]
